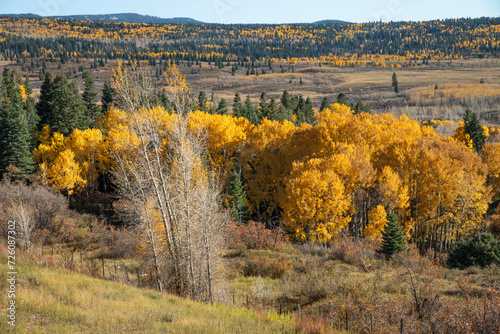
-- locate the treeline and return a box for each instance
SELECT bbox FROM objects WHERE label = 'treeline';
[1,16,499,63]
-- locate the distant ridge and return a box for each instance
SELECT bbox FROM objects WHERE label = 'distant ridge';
[0,13,352,25]
[313,19,351,24]
[0,13,204,24]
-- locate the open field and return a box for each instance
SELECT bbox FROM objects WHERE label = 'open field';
[5,57,500,124]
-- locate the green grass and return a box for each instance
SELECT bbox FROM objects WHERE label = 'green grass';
[0,253,296,333]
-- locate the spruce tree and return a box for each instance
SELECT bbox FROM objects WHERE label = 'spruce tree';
[216,98,228,115]
[233,93,243,117]
[197,91,208,112]
[320,97,330,111]
[0,68,35,178]
[50,74,87,135]
[36,72,53,129]
[268,97,277,119]
[380,212,406,259]
[392,72,399,93]
[243,95,260,125]
[101,80,114,113]
[82,71,101,125]
[259,92,269,119]
[227,170,249,224]
[337,92,349,106]
[281,90,291,110]
[463,108,486,153]
[23,76,39,146]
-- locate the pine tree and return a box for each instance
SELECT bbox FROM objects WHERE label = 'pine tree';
[259,92,269,119]
[50,74,87,135]
[0,68,35,178]
[197,91,208,112]
[392,72,399,93]
[101,80,114,113]
[233,92,243,117]
[463,108,486,153]
[337,93,349,106]
[304,97,315,124]
[36,72,53,129]
[268,97,276,119]
[82,71,101,125]
[227,170,249,224]
[320,97,330,111]
[353,99,371,114]
[380,212,406,259]
[23,76,39,146]
[281,90,291,110]
[243,95,260,125]
[216,98,228,115]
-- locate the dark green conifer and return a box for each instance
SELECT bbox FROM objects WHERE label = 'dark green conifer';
[380,212,406,259]
[0,68,35,178]
[101,80,114,113]
[82,71,101,125]
[227,170,249,224]
[463,108,486,153]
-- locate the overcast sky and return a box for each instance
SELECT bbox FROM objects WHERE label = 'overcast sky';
[0,0,498,24]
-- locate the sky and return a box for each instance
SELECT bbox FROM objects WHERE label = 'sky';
[0,0,499,24]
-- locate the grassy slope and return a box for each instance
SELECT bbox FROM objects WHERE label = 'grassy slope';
[0,253,295,333]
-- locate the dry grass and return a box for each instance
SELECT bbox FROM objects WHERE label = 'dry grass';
[0,249,295,333]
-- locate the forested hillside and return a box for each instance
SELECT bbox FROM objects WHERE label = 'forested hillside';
[0,16,499,64]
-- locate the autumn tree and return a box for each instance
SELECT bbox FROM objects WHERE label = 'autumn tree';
[109,61,227,302]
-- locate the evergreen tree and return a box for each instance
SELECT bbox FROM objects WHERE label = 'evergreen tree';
[268,97,277,119]
[294,95,306,124]
[82,71,101,125]
[227,170,249,224]
[271,104,293,122]
[50,74,87,135]
[320,97,330,111]
[392,72,399,93]
[216,98,228,115]
[36,72,53,129]
[22,76,39,146]
[337,92,349,106]
[242,95,260,125]
[463,108,486,153]
[353,99,371,114]
[197,91,208,112]
[303,97,315,124]
[101,80,114,113]
[259,92,269,119]
[379,212,406,259]
[233,93,243,117]
[281,90,291,110]
[0,68,35,178]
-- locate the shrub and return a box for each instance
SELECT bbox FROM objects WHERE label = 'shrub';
[241,255,294,279]
[227,221,290,250]
[0,180,67,250]
[447,233,500,269]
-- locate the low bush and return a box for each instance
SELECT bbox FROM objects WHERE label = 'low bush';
[227,221,290,251]
[447,233,500,269]
[241,255,294,279]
